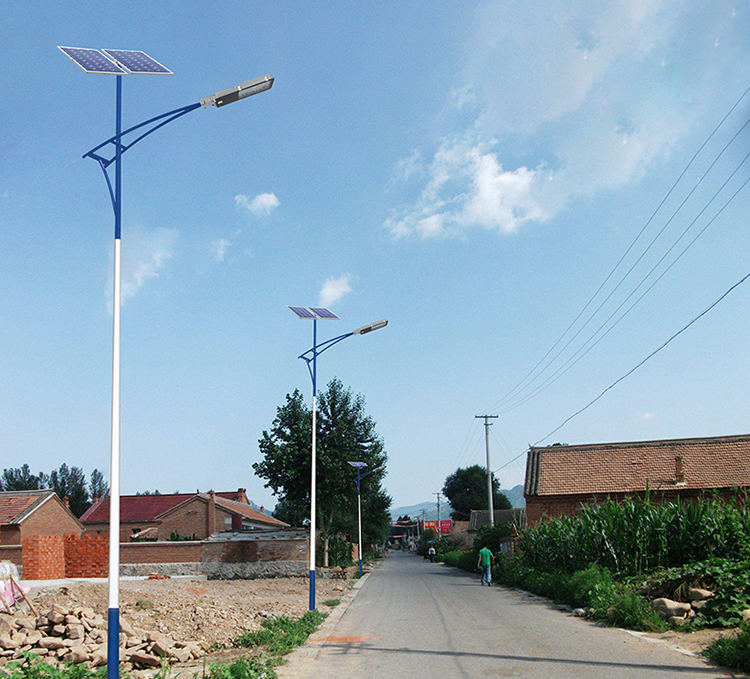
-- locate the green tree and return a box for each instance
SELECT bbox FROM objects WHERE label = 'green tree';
[254,379,391,565]
[442,465,511,521]
[0,464,48,491]
[88,469,109,499]
[49,464,90,517]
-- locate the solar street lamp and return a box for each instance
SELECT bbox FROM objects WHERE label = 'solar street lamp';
[347,462,386,576]
[59,46,273,679]
[288,307,388,609]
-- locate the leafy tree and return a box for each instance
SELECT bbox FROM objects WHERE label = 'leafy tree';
[0,464,48,491]
[49,464,90,517]
[442,464,511,521]
[254,379,391,565]
[89,469,109,499]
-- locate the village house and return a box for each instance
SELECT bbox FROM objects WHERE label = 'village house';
[80,488,287,541]
[0,490,83,544]
[524,433,750,525]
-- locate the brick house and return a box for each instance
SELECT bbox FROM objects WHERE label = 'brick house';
[80,488,286,541]
[0,490,83,544]
[524,433,750,525]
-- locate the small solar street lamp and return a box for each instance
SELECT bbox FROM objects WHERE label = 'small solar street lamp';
[347,461,386,576]
[59,46,273,679]
[288,307,388,610]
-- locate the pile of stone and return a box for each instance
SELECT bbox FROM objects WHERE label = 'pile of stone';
[0,604,209,670]
[651,587,714,625]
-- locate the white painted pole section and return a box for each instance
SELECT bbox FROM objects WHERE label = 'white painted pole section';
[108,238,121,611]
[310,395,317,608]
[357,484,363,575]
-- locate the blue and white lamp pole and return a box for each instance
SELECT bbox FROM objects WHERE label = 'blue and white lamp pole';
[288,307,387,609]
[60,47,273,679]
[347,461,386,576]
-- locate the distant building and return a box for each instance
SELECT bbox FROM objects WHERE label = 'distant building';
[524,433,750,525]
[80,488,286,541]
[0,490,83,545]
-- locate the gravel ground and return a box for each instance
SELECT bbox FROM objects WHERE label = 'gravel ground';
[29,574,353,658]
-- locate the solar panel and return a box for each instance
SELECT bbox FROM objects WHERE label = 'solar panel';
[288,306,317,319]
[103,49,172,75]
[310,307,340,320]
[58,46,126,74]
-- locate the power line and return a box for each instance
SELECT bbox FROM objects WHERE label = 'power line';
[486,86,750,414]
[494,267,750,472]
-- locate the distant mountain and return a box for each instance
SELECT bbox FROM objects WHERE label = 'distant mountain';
[391,485,525,521]
[500,484,525,508]
[390,501,443,522]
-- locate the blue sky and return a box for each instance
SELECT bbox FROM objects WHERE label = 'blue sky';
[3,1,750,512]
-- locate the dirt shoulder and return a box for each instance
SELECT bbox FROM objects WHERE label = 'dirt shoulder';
[28,574,352,658]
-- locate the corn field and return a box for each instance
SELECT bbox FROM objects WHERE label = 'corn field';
[520,494,750,576]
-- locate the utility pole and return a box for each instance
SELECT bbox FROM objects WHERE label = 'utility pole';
[434,492,442,537]
[476,415,498,527]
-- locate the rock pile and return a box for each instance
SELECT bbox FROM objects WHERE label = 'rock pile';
[651,587,714,625]
[0,604,209,670]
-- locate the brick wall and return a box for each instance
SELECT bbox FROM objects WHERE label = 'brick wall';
[0,544,23,567]
[65,533,108,577]
[121,541,202,564]
[22,535,66,580]
[157,498,235,540]
[20,498,82,542]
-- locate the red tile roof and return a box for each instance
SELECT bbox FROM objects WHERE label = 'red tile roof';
[210,495,288,528]
[525,434,750,497]
[79,491,245,524]
[0,490,55,525]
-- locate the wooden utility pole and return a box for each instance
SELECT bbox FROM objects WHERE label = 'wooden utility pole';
[476,415,498,526]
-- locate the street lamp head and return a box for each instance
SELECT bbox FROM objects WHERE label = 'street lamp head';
[353,319,388,335]
[200,74,274,108]
[347,461,368,468]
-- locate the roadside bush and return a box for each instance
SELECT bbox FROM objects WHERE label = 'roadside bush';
[417,529,436,556]
[473,524,511,552]
[704,624,750,672]
[325,534,354,568]
[441,550,478,573]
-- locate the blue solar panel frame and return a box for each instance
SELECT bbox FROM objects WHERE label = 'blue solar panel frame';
[58,46,126,75]
[310,307,340,320]
[288,306,340,320]
[288,306,317,319]
[103,49,172,75]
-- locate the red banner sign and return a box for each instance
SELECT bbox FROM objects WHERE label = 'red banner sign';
[422,520,452,534]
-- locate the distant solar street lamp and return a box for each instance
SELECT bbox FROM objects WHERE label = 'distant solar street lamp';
[347,461,386,576]
[59,46,273,679]
[288,307,388,609]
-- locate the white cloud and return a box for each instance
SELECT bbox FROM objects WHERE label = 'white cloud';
[107,227,178,309]
[387,0,740,240]
[235,192,280,217]
[318,274,354,307]
[212,238,230,262]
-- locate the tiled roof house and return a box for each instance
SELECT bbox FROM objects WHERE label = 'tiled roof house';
[80,488,286,541]
[0,490,83,544]
[524,433,750,525]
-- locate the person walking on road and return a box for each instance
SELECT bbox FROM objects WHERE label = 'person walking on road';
[428,545,436,563]
[477,545,494,586]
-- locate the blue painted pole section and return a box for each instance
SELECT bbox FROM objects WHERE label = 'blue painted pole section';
[114,76,122,240]
[107,609,119,674]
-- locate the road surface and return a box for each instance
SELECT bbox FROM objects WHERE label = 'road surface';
[278,551,732,678]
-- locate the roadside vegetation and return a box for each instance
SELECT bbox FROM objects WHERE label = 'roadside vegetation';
[433,493,750,672]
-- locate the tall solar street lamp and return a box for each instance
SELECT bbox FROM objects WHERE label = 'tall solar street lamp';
[347,461,386,576]
[288,307,388,609]
[59,46,273,679]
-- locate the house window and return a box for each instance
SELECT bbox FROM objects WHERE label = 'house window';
[224,518,232,525]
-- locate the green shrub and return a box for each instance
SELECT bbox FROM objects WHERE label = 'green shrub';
[206,656,278,679]
[704,624,750,672]
[473,524,511,552]
[604,590,667,632]
[441,550,478,572]
[325,534,354,568]
[236,611,327,656]
[3,655,106,679]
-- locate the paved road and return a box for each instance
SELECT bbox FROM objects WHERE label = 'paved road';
[278,551,733,678]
